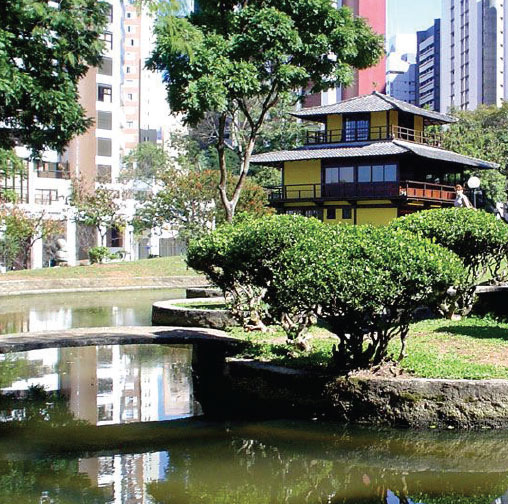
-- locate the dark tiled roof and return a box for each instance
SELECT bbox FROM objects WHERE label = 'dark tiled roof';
[251,140,499,169]
[251,142,407,164]
[393,140,499,169]
[293,91,457,124]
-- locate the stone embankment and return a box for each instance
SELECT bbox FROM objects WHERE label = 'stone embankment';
[0,275,206,297]
[152,297,236,330]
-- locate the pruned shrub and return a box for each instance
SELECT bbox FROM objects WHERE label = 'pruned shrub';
[88,246,114,264]
[187,215,324,336]
[270,224,464,370]
[390,208,508,316]
[188,215,465,370]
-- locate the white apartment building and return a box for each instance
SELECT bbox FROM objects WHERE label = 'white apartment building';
[8,0,182,270]
[441,0,508,112]
[386,34,418,104]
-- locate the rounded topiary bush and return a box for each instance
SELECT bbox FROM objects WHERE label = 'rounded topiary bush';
[273,224,465,370]
[187,214,325,334]
[390,207,508,315]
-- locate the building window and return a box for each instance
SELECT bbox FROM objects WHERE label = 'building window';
[127,93,133,100]
[126,120,134,128]
[357,164,397,183]
[326,208,336,220]
[126,66,131,74]
[34,189,58,205]
[98,57,113,76]
[97,111,112,130]
[344,115,370,141]
[101,32,113,49]
[97,138,112,157]
[325,166,354,184]
[96,164,112,183]
[130,39,135,46]
[106,4,113,22]
[97,84,112,103]
[342,208,352,220]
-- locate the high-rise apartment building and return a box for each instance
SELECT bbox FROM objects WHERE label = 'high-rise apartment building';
[386,34,417,104]
[303,0,386,108]
[441,0,507,112]
[416,19,441,111]
[9,0,180,269]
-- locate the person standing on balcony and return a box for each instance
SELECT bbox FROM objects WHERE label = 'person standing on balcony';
[454,185,474,208]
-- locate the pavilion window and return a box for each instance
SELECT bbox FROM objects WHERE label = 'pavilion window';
[344,116,370,141]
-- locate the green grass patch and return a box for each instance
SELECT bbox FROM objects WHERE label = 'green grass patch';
[3,256,198,280]
[174,301,227,310]
[227,316,508,378]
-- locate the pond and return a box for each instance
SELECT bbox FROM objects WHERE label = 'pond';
[0,289,185,334]
[0,342,508,504]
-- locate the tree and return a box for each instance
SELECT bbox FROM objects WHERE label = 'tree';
[0,0,109,155]
[134,169,272,244]
[0,205,62,270]
[148,0,383,221]
[437,104,508,205]
[71,181,126,247]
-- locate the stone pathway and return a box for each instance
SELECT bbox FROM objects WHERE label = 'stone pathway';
[0,325,237,353]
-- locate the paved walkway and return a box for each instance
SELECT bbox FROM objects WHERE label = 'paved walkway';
[0,275,207,297]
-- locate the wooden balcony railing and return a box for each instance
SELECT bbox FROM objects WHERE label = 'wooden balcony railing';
[268,180,456,203]
[305,125,444,148]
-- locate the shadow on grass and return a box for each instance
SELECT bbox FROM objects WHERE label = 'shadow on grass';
[436,325,508,341]
[236,339,333,371]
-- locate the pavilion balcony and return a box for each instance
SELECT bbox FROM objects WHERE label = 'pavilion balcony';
[304,125,443,148]
[267,180,456,203]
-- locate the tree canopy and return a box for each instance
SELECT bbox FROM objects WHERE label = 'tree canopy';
[148,0,384,220]
[438,104,508,205]
[0,0,109,155]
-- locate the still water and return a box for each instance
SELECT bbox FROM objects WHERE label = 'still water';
[0,343,508,504]
[0,289,184,334]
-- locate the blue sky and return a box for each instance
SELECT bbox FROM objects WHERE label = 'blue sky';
[387,0,442,42]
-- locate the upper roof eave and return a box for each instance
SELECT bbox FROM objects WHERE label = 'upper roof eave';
[292,91,457,124]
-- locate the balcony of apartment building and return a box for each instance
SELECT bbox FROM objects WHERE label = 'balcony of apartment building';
[36,161,70,179]
[304,123,443,148]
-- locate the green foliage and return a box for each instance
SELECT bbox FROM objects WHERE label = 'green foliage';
[437,104,508,205]
[148,0,383,220]
[0,0,109,154]
[188,215,464,369]
[88,246,114,264]
[120,142,172,183]
[71,181,126,246]
[133,169,273,243]
[390,208,508,315]
[0,205,62,270]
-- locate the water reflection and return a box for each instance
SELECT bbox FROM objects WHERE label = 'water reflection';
[0,344,200,425]
[0,289,184,334]
[1,420,508,503]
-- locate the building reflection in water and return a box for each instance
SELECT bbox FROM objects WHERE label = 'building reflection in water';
[0,344,197,504]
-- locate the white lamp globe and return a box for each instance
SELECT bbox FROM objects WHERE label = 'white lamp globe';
[467,176,481,189]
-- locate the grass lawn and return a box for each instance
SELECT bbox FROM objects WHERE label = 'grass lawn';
[2,256,199,280]
[227,316,508,379]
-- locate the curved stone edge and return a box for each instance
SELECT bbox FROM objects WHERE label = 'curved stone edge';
[152,297,238,330]
[0,326,240,354]
[225,359,508,430]
[474,284,508,317]
[186,287,223,299]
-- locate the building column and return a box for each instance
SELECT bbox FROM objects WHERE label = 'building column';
[66,216,77,266]
[31,236,43,269]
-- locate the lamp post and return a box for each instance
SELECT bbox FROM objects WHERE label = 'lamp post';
[467,176,481,208]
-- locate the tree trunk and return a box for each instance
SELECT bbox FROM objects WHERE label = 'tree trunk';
[216,113,257,223]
